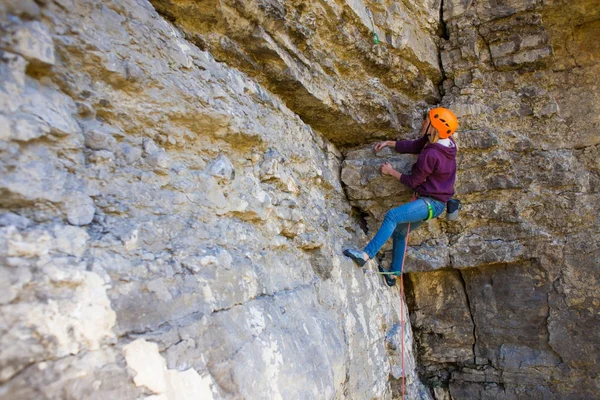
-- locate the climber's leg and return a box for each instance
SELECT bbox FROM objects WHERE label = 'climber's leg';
[390,221,423,274]
[363,200,429,260]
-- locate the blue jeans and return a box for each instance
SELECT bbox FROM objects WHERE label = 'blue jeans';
[363,197,446,274]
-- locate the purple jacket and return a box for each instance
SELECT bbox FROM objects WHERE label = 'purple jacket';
[395,136,457,203]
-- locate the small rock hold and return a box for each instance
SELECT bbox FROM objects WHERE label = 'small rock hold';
[5,114,51,142]
[206,154,235,181]
[145,151,170,170]
[76,102,94,117]
[142,138,160,156]
[0,212,32,229]
[390,365,405,379]
[82,121,120,150]
[3,0,41,18]
[120,143,143,164]
[2,20,55,67]
[65,194,95,226]
[88,150,115,164]
[84,130,117,151]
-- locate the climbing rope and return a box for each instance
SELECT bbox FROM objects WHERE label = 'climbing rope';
[398,222,410,400]
[361,223,410,399]
[365,6,380,45]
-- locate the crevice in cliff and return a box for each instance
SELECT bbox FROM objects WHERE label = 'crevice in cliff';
[477,30,498,71]
[117,281,319,341]
[545,273,565,364]
[439,0,450,41]
[544,298,564,365]
[456,269,478,364]
[0,342,124,387]
[349,204,369,235]
[211,279,318,315]
[437,0,449,97]
[0,360,35,386]
[564,32,582,69]
[338,153,370,234]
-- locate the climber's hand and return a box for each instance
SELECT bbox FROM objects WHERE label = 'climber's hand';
[381,162,395,176]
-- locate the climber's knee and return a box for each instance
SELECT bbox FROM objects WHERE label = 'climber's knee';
[392,224,407,239]
[384,210,397,224]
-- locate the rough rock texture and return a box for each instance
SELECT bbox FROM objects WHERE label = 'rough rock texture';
[0,0,433,399]
[342,0,600,398]
[148,0,444,146]
[1,0,599,399]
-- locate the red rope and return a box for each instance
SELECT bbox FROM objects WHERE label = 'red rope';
[398,221,411,400]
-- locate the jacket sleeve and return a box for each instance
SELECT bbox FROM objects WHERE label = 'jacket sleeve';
[400,149,437,188]
[394,136,428,154]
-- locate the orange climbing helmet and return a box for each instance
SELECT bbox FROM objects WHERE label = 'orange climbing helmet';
[429,107,458,138]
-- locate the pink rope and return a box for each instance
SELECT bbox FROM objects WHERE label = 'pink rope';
[399,221,411,400]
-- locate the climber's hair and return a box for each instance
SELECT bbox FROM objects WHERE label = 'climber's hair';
[427,123,440,144]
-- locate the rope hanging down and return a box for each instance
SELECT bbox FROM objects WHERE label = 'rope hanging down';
[365,6,380,44]
[398,222,411,400]
[362,223,410,399]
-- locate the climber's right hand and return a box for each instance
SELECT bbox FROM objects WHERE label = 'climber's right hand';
[374,141,392,152]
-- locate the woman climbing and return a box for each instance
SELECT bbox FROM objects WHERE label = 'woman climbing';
[343,107,459,286]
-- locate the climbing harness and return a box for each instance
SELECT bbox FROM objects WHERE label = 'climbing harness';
[421,197,434,221]
[420,194,462,221]
[365,6,380,45]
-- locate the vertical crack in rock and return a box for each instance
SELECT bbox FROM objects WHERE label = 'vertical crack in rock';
[340,160,370,234]
[544,278,565,365]
[351,205,370,235]
[457,269,477,363]
[437,0,449,96]
[477,30,498,71]
[439,0,450,41]
[564,31,582,68]
[338,149,371,235]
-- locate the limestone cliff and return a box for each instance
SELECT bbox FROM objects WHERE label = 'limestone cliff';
[343,0,600,398]
[0,0,598,399]
[0,0,430,399]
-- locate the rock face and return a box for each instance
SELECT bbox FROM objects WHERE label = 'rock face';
[1,0,598,399]
[342,0,600,398]
[148,0,444,146]
[0,0,433,399]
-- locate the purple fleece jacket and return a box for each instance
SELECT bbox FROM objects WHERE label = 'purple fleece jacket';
[395,135,457,203]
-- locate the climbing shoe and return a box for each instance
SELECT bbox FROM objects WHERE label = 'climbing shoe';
[343,248,367,267]
[378,264,397,287]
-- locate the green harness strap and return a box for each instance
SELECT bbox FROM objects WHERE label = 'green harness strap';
[422,198,434,221]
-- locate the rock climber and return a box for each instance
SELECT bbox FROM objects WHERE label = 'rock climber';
[344,107,459,286]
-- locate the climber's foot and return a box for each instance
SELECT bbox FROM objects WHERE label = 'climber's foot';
[378,265,397,287]
[343,248,369,267]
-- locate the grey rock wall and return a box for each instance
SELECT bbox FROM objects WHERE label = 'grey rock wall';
[342,0,600,398]
[2,0,598,399]
[148,0,443,146]
[0,0,433,399]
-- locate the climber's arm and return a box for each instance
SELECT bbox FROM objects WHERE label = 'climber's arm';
[394,135,429,154]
